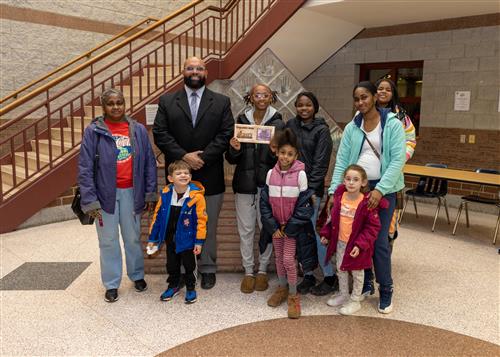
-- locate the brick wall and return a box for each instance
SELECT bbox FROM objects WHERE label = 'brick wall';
[409,127,500,172]
[142,169,273,274]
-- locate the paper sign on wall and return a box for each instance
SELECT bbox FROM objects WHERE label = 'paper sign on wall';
[454,91,471,111]
[145,104,159,125]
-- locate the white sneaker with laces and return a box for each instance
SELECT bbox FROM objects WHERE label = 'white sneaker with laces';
[146,244,158,255]
[339,299,361,315]
[327,293,349,307]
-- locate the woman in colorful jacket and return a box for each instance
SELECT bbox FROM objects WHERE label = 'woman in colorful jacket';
[78,88,157,303]
[327,81,406,314]
[375,78,416,246]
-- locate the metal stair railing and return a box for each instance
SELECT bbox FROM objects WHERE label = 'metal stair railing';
[0,0,278,201]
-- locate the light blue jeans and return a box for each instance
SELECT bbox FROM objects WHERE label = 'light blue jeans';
[96,188,144,290]
[305,197,335,278]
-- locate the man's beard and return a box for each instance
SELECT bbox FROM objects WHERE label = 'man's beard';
[184,75,206,89]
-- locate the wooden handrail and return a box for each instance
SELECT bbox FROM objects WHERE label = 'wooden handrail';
[0,0,204,117]
[0,17,158,105]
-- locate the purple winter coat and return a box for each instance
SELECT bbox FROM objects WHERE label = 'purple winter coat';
[78,116,157,215]
[320,184,387,271]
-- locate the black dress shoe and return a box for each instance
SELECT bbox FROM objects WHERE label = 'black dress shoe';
[201,273,216,289]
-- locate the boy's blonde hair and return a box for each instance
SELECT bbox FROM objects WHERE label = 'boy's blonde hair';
[167,160,191,176]
[343,164,370,193]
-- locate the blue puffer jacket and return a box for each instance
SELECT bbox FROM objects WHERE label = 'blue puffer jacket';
[78,116,157,214]
[148,181,207,253]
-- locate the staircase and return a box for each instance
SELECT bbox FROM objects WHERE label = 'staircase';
[0,0,305,233]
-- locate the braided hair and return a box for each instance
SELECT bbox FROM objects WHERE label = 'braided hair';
[243,84,278,105]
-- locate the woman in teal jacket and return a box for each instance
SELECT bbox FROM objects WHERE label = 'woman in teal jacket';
[328,81,405,314]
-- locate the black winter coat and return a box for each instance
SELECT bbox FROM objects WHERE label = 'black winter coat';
[225,111,285,194]
[286,116,333,198]
[259,186,319,273]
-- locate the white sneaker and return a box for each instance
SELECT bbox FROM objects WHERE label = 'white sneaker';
[339,300,361,315]
[146,245,158,255]
[378,302,393,314]
[327,294,349,307]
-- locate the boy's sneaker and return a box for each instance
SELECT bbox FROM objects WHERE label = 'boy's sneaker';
[134,279,148,292]
[339,299,361,315]
[360,281,375,301]
[104,289,119,303]
[297,275,316,295]
[160,287,180,301]
[146,244,159,256]
[326,293,349,307]
[378,287,393,314]
[185,290,197,304]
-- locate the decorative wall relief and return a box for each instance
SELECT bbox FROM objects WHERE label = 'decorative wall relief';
[211,48,343,180]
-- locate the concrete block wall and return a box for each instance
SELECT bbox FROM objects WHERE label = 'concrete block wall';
[0,0,223,98]
[302,24,500,171]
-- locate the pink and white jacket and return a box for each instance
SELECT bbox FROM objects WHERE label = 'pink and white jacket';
[266,160,307,225]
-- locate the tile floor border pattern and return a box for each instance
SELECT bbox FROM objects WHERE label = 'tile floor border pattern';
[0,202,498,356]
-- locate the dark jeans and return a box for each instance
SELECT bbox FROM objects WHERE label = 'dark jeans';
[365,180,396,289]
[166,242,197,290]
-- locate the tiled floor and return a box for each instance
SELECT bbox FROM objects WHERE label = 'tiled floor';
[1,202,499,356]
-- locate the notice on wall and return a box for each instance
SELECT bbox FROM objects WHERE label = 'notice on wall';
[454,91,471,111]
[498,90,500,112]
[145,104,158,125]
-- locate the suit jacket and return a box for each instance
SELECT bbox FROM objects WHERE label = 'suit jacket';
[153,87,234,195]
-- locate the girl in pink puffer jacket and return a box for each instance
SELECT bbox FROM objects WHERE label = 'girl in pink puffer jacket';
[261,128,308,319]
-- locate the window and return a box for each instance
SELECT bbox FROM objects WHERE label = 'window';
[360,61,423,135]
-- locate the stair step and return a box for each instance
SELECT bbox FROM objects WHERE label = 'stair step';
[34,139,74,156]
[69,116,94,129]
[143,65,178,75]
[50,127,83,143]
[1,182,12,195]
[84,106,103,118]
[1,165,35,186]
[14,152,50,171]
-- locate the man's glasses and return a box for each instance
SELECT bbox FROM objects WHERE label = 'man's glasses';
[184,66,206,72]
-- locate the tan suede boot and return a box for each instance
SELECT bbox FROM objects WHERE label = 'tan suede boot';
[287,294,301,319]
[267,286,288,307]
[240,275,256,294]
[254,273,269,291]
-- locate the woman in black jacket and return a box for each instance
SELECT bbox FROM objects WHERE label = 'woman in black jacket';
[226,84,285,294]
[286,91,336,296]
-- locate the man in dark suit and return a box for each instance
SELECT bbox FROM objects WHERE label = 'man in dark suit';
[153,57,234,289]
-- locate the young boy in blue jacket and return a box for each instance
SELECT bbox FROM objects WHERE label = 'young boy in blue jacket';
[147,160,207,304]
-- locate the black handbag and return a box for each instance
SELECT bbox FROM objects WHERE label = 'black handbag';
[72,187,95,225]
[72,135,100,225]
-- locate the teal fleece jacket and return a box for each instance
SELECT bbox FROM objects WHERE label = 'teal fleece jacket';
[328,108,406,196]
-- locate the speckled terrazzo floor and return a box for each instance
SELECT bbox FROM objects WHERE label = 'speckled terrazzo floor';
[1,202,499,356]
